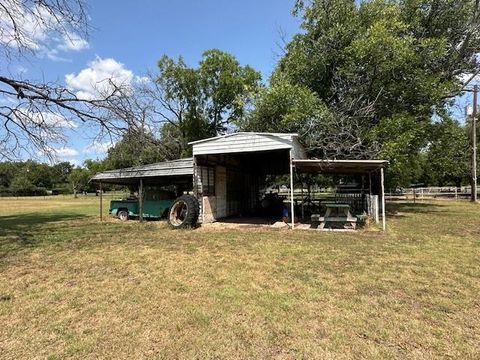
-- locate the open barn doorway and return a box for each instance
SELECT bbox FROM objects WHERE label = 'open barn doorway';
[194,149,293,227]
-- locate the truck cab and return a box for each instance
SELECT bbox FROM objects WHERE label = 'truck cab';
[109,188,176,221]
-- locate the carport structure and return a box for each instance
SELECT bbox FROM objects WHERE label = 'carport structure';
[91,132,388,230]
[292,159,389,230]
[91,158,193,221]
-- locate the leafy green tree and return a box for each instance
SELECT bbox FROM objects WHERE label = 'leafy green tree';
[51,162,73,187]
[103,130,167,169]
[0,160,77,195]
[286,0,478,115]
[373,113,431,187]
[156,55,208,151]
[198,49,261,132]
[67,167,90,198]
[424,117,470,187]
[155,49,261,156]
[23,161,55,189]
[246,77,321,133]
[0,162,18,188]
[245,75,375,158]
[248,0,480,186]
[9,174,36,195]
[158,123,188,159]
[83,159,106,175]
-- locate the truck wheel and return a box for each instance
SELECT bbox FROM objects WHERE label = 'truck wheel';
[168,195,199,229]
[118,209,129,222]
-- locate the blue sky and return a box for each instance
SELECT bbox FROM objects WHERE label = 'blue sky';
[28,0,301,80]
[8,0,301,165]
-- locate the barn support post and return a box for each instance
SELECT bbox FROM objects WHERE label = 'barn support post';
[193,155,198,198]
[369,172,372,195]
[380,167,386,231]
[99,182,103,221]
[289,151,295,229]
[368,172,372,217]
[368,171,374,216]
[139,179,144,223]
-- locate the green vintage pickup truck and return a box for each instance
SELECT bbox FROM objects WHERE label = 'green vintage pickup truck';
[109,188,199,229]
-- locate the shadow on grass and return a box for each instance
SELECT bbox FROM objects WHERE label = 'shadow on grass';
[0,212,89,257]
[387,201,448,217]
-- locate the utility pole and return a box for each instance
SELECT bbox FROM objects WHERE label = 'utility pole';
[472,85,478,202]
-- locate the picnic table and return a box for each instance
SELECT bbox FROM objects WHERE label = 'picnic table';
[311,202,357,230]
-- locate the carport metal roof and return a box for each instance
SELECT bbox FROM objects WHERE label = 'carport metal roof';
[290,159,389,231]
[90,158,193,185]
[293,159,388,174]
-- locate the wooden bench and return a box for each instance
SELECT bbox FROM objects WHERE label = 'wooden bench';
[311,203,357,230]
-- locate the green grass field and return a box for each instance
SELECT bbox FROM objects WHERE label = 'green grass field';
[0,196,479,359]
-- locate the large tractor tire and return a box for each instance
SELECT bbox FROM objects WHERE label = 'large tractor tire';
[168,195,199,229]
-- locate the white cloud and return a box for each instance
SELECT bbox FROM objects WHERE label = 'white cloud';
[135,75,151,84]
[0,2,48,50]
[65,57,134,100]
[12,110,76,130]
[37,146,79,159]
[84,141,114,154]
[59,32,89,51]
[0,1,89,60]
[53,147,79,157]
[14,65,28,75]
[23,111,77,129]
[46,48,71,62]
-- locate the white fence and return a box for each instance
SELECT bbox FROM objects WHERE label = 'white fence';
[386,186,478,200]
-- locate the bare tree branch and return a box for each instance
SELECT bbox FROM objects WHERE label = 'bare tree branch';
[0,0,143,160]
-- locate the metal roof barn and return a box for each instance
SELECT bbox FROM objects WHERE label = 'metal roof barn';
[90,132,388,230]
[189,132,306,224]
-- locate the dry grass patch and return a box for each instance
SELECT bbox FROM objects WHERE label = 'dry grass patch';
[0,197,479,359]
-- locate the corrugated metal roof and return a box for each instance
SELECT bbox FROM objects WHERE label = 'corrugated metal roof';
[190,132,305,157]
[91,158,193,183]
[188,132,298,145]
